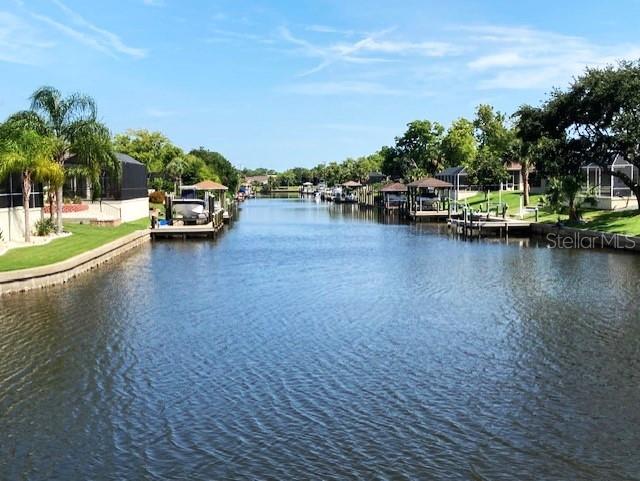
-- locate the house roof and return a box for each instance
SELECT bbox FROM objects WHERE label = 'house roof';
[506,161,522,171]
[192,180,228,191]
[407,177,453,188]
[342,180,362,187]
[437,166,466,176]
[116,153,144,166]
[380,182,408,193]
[67,152,144,166]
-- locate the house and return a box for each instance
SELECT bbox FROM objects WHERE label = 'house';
[0,173,44,242]
[62,153,149,223]
[380,182,407,209]
[244,175,273,186]
[582,155,640,210]
[435,162,546,199]
[367,172,387,184]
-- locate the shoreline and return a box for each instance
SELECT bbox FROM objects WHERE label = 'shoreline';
[530,223,640,252]
[0,229,150,296]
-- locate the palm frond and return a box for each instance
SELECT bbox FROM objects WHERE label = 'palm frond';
[30,86,63,132]
[61,93,97,125]
[4,111,49,135]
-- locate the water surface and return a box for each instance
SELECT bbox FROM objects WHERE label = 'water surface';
[2,199,640,480]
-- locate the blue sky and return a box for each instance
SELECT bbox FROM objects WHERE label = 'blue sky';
[2,0,640,170]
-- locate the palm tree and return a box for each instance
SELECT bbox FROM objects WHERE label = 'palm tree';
[0,125,61,242]
[166,155,187,195]
[7,86,118,233]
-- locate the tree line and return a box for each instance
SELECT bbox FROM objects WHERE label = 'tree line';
[270,60,640,220]
[0,86,239,242]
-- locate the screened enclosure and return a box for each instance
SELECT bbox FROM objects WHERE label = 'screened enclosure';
[0,174,44,209]
[64,153,148,201]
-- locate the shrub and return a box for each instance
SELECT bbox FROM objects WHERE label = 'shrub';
[35,218,56,236]
[149,190,166,204]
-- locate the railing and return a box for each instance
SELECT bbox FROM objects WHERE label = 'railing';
[95,200,121,220]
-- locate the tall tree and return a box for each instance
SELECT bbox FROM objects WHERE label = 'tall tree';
[395,120,445,176]
[189,148,240,192]
[7,86,117,233]
[113,129,179,175]
[465,105,514,194]
[0,126,61,242]
[513,105,545,206]
[441,118,477,168]
[547,61,640,211]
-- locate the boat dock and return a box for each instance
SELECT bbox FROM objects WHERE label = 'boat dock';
[448,215,531,238]
[150,209,226,239]
[408,210,450,220]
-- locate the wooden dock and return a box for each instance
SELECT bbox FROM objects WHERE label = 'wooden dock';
[150,209,225,239]
[448,215,531,238]
[409,210,450,220]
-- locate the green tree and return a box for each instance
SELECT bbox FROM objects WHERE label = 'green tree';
[0,126,61,242]
[513,105,545,206]
[395,120,445,176]
[467,105,514,195]
[546,61,640,211]
[113,129,180,175]
[7,86,117,233]
[441,118,477,168]
[189,148,239,192]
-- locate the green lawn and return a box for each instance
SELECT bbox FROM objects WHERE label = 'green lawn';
[461,191,546,212]
[0,217,149,272]
[460,190,640,236]
[566,210,640,236]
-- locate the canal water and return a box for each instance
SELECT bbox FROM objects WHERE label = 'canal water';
[2,199,640,480]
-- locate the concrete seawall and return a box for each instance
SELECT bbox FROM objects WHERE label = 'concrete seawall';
[531,223,640,252]
[0,230,150,296]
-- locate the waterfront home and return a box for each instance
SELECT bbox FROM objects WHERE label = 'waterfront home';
[582,155,640,210]
[0,173,44,242]
[380,182,407,209]
[435,162,545,200]
[62,153,149,224]
[407,177,453,217]
[367,172,387,184]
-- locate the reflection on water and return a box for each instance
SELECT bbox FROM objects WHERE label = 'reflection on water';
[1,198,640,480]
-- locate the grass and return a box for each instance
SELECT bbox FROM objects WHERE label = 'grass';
[0,217,149,272]
[460,189,640,236]
[461,190,546,212]
[565,210,640,236]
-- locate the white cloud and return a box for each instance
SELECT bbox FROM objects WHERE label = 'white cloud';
[143,0,165,6]
[279,26,459,76]
[0,11,54,64]
[461,25,640,89]
[32,0,147,59]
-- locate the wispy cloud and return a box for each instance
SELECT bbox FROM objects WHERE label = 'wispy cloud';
[142,0,165,6]
[461,25,640,89]
[282,81,406,96]
[279,26,459,76]
[0,11,54,64]
[146,108,177,118]
[205,28,275,45]
[32,0,146,59]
